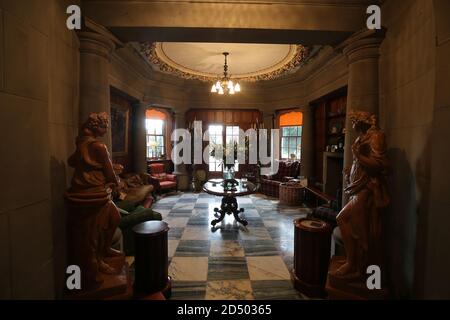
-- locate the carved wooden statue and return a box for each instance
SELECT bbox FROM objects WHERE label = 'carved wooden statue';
[331,111,390,281]
[65,112,123,290]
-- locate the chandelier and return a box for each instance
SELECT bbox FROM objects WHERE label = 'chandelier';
[211,52,241,95]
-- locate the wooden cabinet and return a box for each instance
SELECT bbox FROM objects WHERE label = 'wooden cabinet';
[312,89,347,193]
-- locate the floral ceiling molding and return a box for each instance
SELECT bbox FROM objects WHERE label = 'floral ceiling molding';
[138,42,313,82]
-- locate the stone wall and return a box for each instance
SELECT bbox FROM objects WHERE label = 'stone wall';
[0,0,79,299]
[379,0,436,298]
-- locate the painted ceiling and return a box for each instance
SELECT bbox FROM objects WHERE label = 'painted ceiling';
[137,42,319,82]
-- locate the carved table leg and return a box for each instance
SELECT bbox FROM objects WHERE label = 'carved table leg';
[210,196,248,227]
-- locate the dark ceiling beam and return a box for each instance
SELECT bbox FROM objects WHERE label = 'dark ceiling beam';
[109,27,351,45]
[81,1,369,43]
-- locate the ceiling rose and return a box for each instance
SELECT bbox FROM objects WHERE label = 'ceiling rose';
[139,42,310,82]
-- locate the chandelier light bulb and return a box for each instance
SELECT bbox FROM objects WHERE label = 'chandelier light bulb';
[210,52,241,95]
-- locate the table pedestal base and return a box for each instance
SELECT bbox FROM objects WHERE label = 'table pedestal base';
[211,196,248,226]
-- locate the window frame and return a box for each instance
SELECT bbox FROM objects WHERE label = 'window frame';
[280,125,302,161]
[146,118,166,159]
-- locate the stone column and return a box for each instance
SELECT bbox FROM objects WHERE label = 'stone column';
[342,30,384,203]
[301,107,314,179]
[134,102,148,174]
[78,31,115,151]
[172,111,190,191]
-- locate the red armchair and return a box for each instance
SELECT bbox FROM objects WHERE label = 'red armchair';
[148,163,178,193]
[260,160,301,197]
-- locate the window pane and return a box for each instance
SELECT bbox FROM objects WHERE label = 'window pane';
[289,138,297,149]
[298,126,303,136]
[282,137,288,148]
[157,135,164,146]
[282,127,289,136]
[282,148,289,159]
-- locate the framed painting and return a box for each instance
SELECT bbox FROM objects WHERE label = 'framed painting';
[111,104,129,156]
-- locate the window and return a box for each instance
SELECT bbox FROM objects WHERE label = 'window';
[225,126,240,171]
[281,126,302,160]
[146,119,165,159]
[279,111,303,160]
[208,125,224,172]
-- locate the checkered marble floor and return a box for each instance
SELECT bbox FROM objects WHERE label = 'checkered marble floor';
[151,191,312,300]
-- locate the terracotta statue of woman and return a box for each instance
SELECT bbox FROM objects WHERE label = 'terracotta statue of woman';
[66,112,122,289]
[332,111,390,279]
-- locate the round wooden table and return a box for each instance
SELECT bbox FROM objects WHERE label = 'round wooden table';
[203,179,257,227]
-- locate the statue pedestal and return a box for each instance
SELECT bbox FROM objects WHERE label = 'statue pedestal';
[65,255,132,300]
[325,256,390,300]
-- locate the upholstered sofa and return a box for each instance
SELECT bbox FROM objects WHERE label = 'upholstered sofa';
[148,163,178,193]
[260,160,301,197]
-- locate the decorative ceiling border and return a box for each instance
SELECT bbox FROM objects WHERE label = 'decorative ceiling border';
[139,42,311,82]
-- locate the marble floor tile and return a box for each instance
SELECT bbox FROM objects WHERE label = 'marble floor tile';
[266,226,294,241]
[155,209,170,219]
[241,209,260,218]
[182,227,212,240]
[172,202,196,210]
[251,280,303,300]
[246,256,291,280]
[168,227,184,240]
[194,203,211,209]
[208,257,249,281]
[187,215,210,226]
[209,227,241,240]
[163,217,189,228]
[168,209,193,217]
[157,197,179,204]
[237,198,253,204]
[175,240,211,257]
[168,240,179,258]
[205,280,254,300]
[263,219,280,228]
[210,240,245,257]
[169,257,209,281]
[171,281,207,300]
[152,204,175,210]
[242,240,279,256]
[239,227,272,240]
[244,217,265,227]
[273,240,294,257]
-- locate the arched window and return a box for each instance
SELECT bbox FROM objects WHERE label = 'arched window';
[279,111,303,160]
[146,109,167,159]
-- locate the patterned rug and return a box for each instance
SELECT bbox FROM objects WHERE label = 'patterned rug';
[133,191,313,300]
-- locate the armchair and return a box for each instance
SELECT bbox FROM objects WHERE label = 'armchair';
[148,163,178,193]
[260,160,300,197]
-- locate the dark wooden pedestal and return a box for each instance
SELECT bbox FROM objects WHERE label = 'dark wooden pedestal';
[133,221,171,299]
[291,218,332,298]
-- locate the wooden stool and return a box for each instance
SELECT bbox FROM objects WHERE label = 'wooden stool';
[291,218,332,298]
[132,221,171,299]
